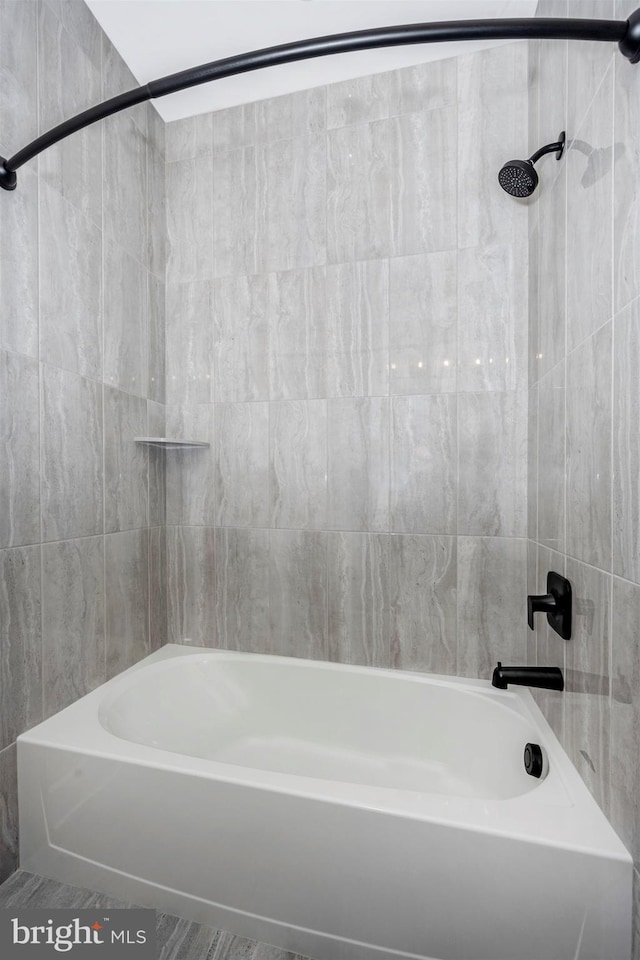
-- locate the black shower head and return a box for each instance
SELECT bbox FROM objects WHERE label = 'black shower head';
[498,159,538,197]
[498,131,566,198]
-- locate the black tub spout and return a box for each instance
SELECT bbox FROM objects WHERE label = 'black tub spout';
[492,661,564,691]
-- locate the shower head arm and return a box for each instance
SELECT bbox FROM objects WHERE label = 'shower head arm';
[0,12,638,190]
[528,132,566,165]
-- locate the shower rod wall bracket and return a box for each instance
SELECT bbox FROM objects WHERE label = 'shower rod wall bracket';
[0,158,16,191]
[619,6,640,62]
[1,9,640,191]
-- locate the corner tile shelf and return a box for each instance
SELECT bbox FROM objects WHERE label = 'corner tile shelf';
[134,437,210,449]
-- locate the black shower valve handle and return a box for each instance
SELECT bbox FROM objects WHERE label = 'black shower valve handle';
[527,572,572,641]
[527,593,557,630]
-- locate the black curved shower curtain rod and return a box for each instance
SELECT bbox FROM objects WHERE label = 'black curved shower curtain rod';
[2,9,640,191]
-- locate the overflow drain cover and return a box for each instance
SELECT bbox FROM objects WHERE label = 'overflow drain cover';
[524,742,543,778]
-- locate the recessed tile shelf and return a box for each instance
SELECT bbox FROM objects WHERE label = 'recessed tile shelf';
[134,437,210,449]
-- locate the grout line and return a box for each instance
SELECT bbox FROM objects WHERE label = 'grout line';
[567,49,615,148]
[145,126,152,655]
[561,31,569,711]
[608,48,617,815]
[454,53,461,676]
[0,527,162,554]
[100,31,108,683]
[35,4,45,729]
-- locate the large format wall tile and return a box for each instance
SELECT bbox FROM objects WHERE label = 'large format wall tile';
[146,103,165,165]
[527,380,538,540]
[216,403,269,527]
[42,537,105,717]
[613,298,640,583]
[39,180,102,380]
[214,527,269,652]
[328,532,390,667]
[167,157,214,283]
[0,350,39,548]
[457,44,528,250]
[165,114,213,164]
[105,529,149,678]
[40,364,103,542]
[148,103,166,169]
[0,0,38,156]
[148,274,165,403]
[255,88,326,143]
[147,144,166,285]
[48,0,102,72]
[389,534,457,674]
[149,526,167,652]
[614,17,640,311]
[536,362,565,552]
[388,58,457,117]
[103,241,148,397]
[567,0,615,138]
[566,323,612,569]
[328,397,389,532]
[391,395,457,535]
[0,545,42,750]
[213,275,269,402]
[0,167,38,359]
[564,557,611,811]
[326,74,389,129]
[147,401,166,527]
[38,2,102,228]
[458,391,527,537]
[212,147,264,278]
[212,103,257,155]
[327,120,390,264]
[265,135,326,272]
[167,526,216,647]
[166,282,214,405]
[326,260,389,398]
[531,2,568,137]
[456,537,528,679]
[102,39,147,136]
[270,400,327,530]
[269,529,327,659]
[389,106,457,256]
[389,251,457,396]
[104,112,148,267]
[268,267,327,400]
[529,164,566,384]
[527,170,540,388]
[611,575,640,866]
[566,64,614,351]
[165,403,216,526]
[104,387,148,534]
[457,243,527,392]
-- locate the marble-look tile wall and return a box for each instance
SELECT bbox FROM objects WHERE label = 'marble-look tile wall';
[164,46,530,692]
[0,0,166,884]
[528,1,640,952]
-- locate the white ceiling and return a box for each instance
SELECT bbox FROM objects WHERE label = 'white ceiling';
[87,0,538,122]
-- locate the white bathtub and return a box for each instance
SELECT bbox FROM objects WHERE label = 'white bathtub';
[18,645,631,960]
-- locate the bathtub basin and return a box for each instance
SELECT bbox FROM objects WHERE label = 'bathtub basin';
[18,645,631,960]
